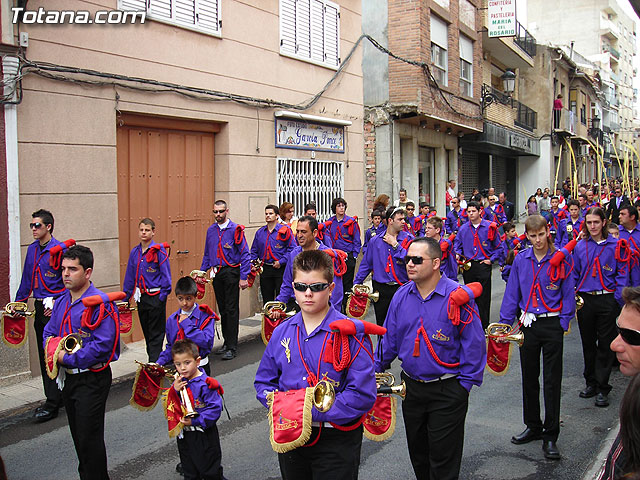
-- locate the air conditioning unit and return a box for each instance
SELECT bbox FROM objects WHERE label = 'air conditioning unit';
[579,145,590,157]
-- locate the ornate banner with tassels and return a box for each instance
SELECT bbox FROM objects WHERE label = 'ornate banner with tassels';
[363,395,396,441]
[267,388,314,453]
[130,362,171,411]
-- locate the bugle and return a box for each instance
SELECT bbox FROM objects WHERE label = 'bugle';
[457,257,472,273]
[375,372,406,400]
[485,323,524,347]
[190,270,213,285]
[576,294,584,311]
[262,301,296,320]
[3,302,35,317]
[312,379,335,412]
[175,373,199,418]
[348,284,380,303]
[251,259,264,275]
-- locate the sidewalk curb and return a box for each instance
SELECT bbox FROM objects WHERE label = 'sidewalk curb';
[582,420,619,480]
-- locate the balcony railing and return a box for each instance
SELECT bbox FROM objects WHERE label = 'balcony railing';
[603,43,620,59]
[514,21,537,57]
[514,101,537,131]
[556,109,576,135]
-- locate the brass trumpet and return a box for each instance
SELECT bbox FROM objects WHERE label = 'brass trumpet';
[62,333,86,354]
[3,302,35,317]
[262,301,296,320]
[134,360,175,377]
[190,270,213,285]
[457,257,472,273]
[251,259,264,275]
[576,294,584,311]
[348,284,380,303]
[175,373,200,418]
[485,323,524,347]
[376,372,406,400]
[312,379,335,412]
[115,301,137,312]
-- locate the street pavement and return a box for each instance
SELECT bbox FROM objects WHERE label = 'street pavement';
[0,267,629,479]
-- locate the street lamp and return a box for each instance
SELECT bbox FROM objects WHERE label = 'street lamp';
[501,70,516,95]
[589,116,602,140]
[481,70,517,113]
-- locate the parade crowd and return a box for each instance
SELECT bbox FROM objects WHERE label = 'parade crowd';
[5,173,640,480]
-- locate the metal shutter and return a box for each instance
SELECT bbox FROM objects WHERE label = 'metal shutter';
[460,149,478,198]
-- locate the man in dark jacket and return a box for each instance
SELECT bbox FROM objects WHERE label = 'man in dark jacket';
[499,192,515,222]
[606,186,630,225]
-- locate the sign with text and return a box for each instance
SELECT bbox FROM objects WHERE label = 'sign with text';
[488,0,516,38]
[275,118,345,153]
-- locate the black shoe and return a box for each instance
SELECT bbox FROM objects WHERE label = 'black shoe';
[579,386,597,398]
[542,440,561,460]
[221,349,237,361]
[595,393,609,407]
[176,462,184,476]
[214,346,228,355]
[511,428,543,445]
[34,408,58,423]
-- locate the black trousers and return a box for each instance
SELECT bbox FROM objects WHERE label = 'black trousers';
[62,367,112,480]
[520,317,564,441]
[462,261,492,329]
[34,299,63,411]
[372,280,400,327]
[341,253,357,312]
[137,293,167,363]
[278,425,363,480]
[260,264,284,304]
[577,293,620,394]
[401,373,469,480]
[177,425,224,480]
[213,266,240,351]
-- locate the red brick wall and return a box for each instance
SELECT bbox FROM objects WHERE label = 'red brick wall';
[364,121,376,212]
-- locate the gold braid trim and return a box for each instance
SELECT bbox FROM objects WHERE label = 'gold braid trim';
[363,397,397,442]
[267,388,313,453]
[128,364,165,412]
[346,294,371,319]
[1,316,28,349]
[485,341,514,377]
[162,389,185,439]
[261,315,269,346]
[45,337,66,380]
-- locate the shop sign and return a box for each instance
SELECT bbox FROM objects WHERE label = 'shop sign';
[275,118,344,153]
[488,0,516,37]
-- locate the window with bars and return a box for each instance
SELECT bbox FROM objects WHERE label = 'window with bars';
[118,0,220,36]
[280,0,340,69]
[277,158,344,222]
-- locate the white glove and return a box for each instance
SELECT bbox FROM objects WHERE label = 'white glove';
[133,287,141,303]
[56,368,66,391]
[43,297,54,310]
[520,312,536,328]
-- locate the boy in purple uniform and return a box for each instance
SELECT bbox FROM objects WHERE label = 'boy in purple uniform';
[326,197,362,310]
[424,216,458,281]
[304,202,333,247]
[123,218,172,363]
[200,200,251,360]
[43,246,120,480]
[574,207,629,407]
[157,277,215,375]
[484,195,507,225]
[405,202,424,237]
[619,205,640,286]
[556,200,583,248]
[500,215,576,460]
[445,197,467,234]
[276,216,344,311]
[354,207,413,326]
[376,237,486,480]
[172,339,225,480]
[255,250,377,479]
[14,209,65,422]
[250,204,296,303]
[548,196,567,241]
[454,201,504,329]
[362,209,385,255]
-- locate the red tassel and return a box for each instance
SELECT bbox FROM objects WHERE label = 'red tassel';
[324,336,334,363]
[413,333,420,357]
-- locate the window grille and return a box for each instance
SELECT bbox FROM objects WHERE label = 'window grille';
[118,0,221,36]
[277,158,344,222]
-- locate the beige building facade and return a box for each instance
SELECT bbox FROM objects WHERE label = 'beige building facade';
[0,0,365,384]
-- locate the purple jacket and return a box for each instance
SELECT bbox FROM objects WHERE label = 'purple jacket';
[276,244,343,309]
[453,220,503,263]
[326,215,362,256]
[483,205,506,225]
[500,248,576,331]
[375,276,486,392]
[620,224,640,286]
[363,223,385,255]
[15,237,65,301]
[201,220,251,280]
[250,224,296,266]
[445,208,467,234]
[157,304,216,366]
[573,237,629,305]
[254,306,377,425]
[43,283,120,369]
[123,241,172,301]
[181,370,223,430]
[440,237,459,281]
[354,230,413,285]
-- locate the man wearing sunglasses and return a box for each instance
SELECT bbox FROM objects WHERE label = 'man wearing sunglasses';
[424,216,458,281]
[14,209,65,422]
[445,197,467,234]
[599,287,640,479]
[354,207,413,326]
[376,237,485,480]
[200,200,251,360]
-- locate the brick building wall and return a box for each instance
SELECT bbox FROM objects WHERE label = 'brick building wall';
[364,121,377,212]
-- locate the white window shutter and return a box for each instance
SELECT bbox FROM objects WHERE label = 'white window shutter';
[149,0,172,20]
[196,0,220,33]
[118,0,147,12]
[175,0,196,25]
[296,0,311,58]
[280,0,297,56]
[310,1,325,63]
[324,2,339,67]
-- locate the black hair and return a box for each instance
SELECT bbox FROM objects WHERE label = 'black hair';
[385,206,405,221]
[62,245,93,270]
[214,200,227,209]
[331,197,347,213]
[620,373,640,473]
[265,204,280,215]
[621,205,639,222]
[371,209,383,219]
[410,236,442,260]
[582,207,609,239]
[297,215,318,232]
[503,222,515,232]
[292,249,333,284]
[567,199,580,209]
[175,276,198,296]
[304,202,317,213]
[32,209,54,233]
[467,201,482,211]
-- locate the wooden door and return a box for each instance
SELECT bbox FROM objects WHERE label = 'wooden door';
[117,114,219,343]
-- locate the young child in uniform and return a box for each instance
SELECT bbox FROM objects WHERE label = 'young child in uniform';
[172,339,226,480]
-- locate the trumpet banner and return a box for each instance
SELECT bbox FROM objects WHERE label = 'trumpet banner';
[247,269,258,288]
[1,314,28,348]
[195,281,206,300]
[44,336,65,380]
[117,305,135,337]
[363,396,396,441]
[129,364,167,411]
[345,291,371,319]
[267,388,313,453]
[486,338,513,376]
[163,386,186,439]
[261,312,285,346]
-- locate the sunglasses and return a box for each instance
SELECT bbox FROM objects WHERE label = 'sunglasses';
[213,210,226,214]
[293,282,330,293]
[29,222,43,229]
[404,256,435,265]
[616,320,640,346]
